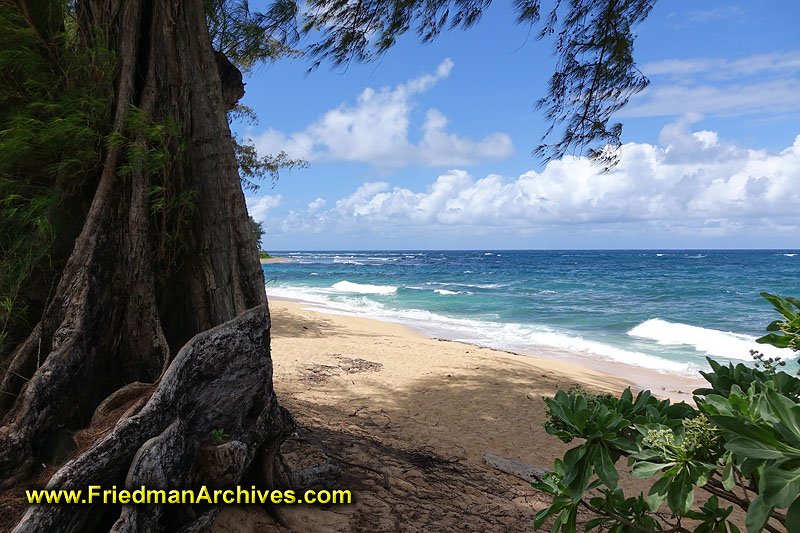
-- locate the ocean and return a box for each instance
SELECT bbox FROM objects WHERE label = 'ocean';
[263,250,800,377]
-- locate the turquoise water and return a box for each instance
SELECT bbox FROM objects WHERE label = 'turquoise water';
[263,250,800,376]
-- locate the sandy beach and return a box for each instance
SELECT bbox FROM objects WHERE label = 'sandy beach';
[260,256,291,264]
[212,298,708,532]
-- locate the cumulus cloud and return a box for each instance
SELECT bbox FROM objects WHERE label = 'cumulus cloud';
[246,195,282,225]
[250,59,513,168]
[307,197,326,213]
[268,122,800,240]
[623,50,800,118]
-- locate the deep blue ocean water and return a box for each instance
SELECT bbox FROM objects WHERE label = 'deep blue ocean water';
[263,250,800,376]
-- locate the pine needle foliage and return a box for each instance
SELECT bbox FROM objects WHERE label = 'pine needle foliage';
[205,0,302,74]
[0,1,113,357]
[268,0,655,167]
[227,105,308,192]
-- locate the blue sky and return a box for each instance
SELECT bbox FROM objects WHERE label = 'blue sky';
[236,0,800,250]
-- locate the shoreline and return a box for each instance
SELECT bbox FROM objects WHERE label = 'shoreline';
[268,295,705,403]
[210,298,724,530]
[230,298,693,531]
[260,256,291,264]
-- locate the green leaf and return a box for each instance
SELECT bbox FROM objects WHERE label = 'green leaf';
[756,333,793,348]
[607,437,638,454]
[725,437,786,459]
[562,504,577,533]
[561,445,586,486]
[565,457,592,501]
[764,388,800,438]
[667,469,694,515]
[533,501,565,530]
[647,474,670,512]
[594,445,619,490]
[745,495,772,533]
[721,461,736,491]
[786,496,800,533]
[631,460,673,478]
[690,462,714,487]
[584,517,608,531]
[760,292,798,320]
[630,449,663,462]
[765,320,783,332]
[712,416,782,447]
[739,458,766,478]
[761,466,800,509]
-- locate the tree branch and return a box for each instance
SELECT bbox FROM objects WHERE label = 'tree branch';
[578,500,692,533]
[702,480,785,532]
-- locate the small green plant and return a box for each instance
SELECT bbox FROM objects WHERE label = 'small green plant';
[211,428,229,441]
[534,292,800,533]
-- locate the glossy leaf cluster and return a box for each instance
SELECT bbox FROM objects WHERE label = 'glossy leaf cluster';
[535,294,800,533]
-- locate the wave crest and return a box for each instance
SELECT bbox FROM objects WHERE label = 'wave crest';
[331,281,397,294]
[628,318,787,360]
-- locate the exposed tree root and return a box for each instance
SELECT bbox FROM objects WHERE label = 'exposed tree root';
[11,306,294,532]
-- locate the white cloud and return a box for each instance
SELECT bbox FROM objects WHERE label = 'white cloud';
[246,195,282,225]
[642,50,800,79]
[250,59,513,168]
[688,6,745,24]
[621,79,800,119]
[665,6,746,29]
[307,197,326,213]
[268,122,800,240]
[624,51,800,119]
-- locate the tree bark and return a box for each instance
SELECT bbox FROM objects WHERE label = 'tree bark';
[0,1,294,530]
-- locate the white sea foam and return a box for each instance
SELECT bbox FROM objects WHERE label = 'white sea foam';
[434,289,460,295]
[628,318,788,360]
[266,284,693,374]
[783,253,797,257]
[331,281,397,294]
[510,329,691,372]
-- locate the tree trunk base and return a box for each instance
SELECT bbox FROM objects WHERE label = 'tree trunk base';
[11,306,294,533]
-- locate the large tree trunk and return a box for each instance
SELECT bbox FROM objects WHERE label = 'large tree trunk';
[0,1,293,530]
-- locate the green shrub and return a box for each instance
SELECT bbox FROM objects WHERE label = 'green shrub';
[534,293,800,533]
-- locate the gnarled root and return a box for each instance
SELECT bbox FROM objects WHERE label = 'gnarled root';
[11,305,294,533]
